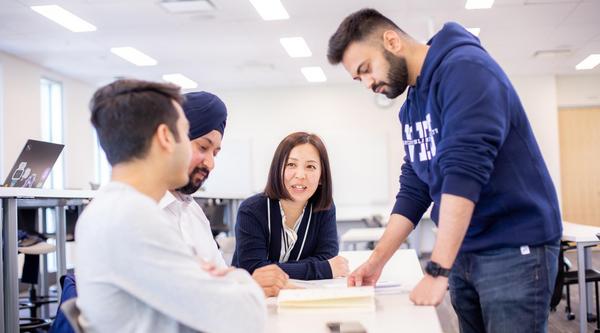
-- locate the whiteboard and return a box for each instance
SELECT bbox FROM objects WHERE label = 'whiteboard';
[201,137,253,197]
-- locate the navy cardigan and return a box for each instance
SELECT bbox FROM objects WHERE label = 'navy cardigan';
[232,193,339,280]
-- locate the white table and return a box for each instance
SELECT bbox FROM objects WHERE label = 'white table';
[562,221,600,333]
[265,249,442,333]
[340,228,386,250]
[0,187,245,333]
[0,188,95,333]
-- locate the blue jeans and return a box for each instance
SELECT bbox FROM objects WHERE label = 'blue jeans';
[449,242,559,333]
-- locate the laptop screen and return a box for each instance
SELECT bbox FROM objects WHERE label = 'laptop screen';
[3,139,64,188]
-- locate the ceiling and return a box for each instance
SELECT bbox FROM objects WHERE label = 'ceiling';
[1,0,599,90]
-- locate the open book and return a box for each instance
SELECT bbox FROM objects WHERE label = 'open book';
[277,286,375,312]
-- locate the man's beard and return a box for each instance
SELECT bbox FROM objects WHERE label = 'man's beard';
[176,166,210,195]
[374,50,409,99]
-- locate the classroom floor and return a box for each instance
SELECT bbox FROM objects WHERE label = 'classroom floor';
[426,251,600,333]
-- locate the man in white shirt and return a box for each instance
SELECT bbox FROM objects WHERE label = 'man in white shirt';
[160,91,291,297]
[75,79,266,333]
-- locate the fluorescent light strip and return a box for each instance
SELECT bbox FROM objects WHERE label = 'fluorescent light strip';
[249,0,289,20]
[466,28,481,37]
[110,47,157,66]
[280,37,312,58]
[31,5,97,32]
[575,54,600,70]
[301,67,326,83]
[465,0,494,9]
[162,73,198,89]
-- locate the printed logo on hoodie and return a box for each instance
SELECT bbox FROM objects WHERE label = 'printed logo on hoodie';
[403,113,439,162]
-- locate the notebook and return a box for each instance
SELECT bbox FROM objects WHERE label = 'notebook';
[277,286,375,312]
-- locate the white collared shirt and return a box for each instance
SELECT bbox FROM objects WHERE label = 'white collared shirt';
[279,202,305,263]
[159,191,227,268]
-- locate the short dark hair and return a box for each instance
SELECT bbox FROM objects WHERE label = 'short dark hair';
[90,79,184,166]
[264,132,333,212]
[328,8,403,65]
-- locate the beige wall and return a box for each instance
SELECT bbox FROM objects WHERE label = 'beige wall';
[0,51,96,189]
[557,74,600,108]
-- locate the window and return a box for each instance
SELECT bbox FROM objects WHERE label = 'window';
[40,78,64,189]
[0,63,4,178]
[94,133,111,185]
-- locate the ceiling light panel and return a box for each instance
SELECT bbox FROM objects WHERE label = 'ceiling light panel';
[465,0,495,9]
[249,0,289,20]
[30,5,97,32]
[280,37,312,58]
[301,67,327,83]
[110,47,158,66]
[162,73,198,89]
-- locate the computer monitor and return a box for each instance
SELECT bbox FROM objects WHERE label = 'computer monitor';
[2,139,64,188]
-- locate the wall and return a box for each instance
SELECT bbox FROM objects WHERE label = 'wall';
[209,84,407,220]
[0,51,96,189]
[205,74,565,220]
[557,74,600,108]
[2,48,594,220]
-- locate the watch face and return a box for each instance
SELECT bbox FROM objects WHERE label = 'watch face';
[425,263,434,276]
[426,261,450,277]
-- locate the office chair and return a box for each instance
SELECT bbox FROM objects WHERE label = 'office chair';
[557,241,600,333]
[18,228,60,332]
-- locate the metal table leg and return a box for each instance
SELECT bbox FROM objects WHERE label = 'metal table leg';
[3,198,18,333]
[55,205,67,301]
[0,199,5,333]
[578,242,588,333]
[37,208,50,318]
[585,246,595,317]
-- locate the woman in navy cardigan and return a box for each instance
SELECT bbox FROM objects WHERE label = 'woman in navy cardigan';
[232,132,349,280]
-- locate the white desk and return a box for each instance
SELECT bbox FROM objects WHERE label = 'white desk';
[562,221,600,333]
[0,187,244,333]
[265,250,442,333]
[0,188,95,333]
[340,228,386,250]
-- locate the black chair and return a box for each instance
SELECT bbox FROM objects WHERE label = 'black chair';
[19,253,56,332]
[554,241,600,333]
[200,200,228,238]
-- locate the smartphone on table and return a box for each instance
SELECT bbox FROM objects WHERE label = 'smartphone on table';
[326,321,367,333]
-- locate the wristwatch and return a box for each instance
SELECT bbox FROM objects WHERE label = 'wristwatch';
[425,261,451,278]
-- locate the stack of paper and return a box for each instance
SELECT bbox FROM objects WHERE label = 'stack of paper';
[277,286,375,312]
[288,278,405,294]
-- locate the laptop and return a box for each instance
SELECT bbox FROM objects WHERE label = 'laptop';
[3,139,64,188]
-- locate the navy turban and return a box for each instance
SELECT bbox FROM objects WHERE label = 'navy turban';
[182,91,227,140]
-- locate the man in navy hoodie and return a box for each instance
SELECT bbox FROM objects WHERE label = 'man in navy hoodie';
[328,8,562,332]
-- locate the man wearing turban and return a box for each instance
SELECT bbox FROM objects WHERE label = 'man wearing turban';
[160,91,291,297]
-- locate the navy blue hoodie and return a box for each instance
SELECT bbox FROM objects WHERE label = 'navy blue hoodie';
[393,22,562,252]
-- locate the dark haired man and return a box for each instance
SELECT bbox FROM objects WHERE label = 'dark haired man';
[160,91,291,297]
[75,79,266,333]
[328,8,562,333]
